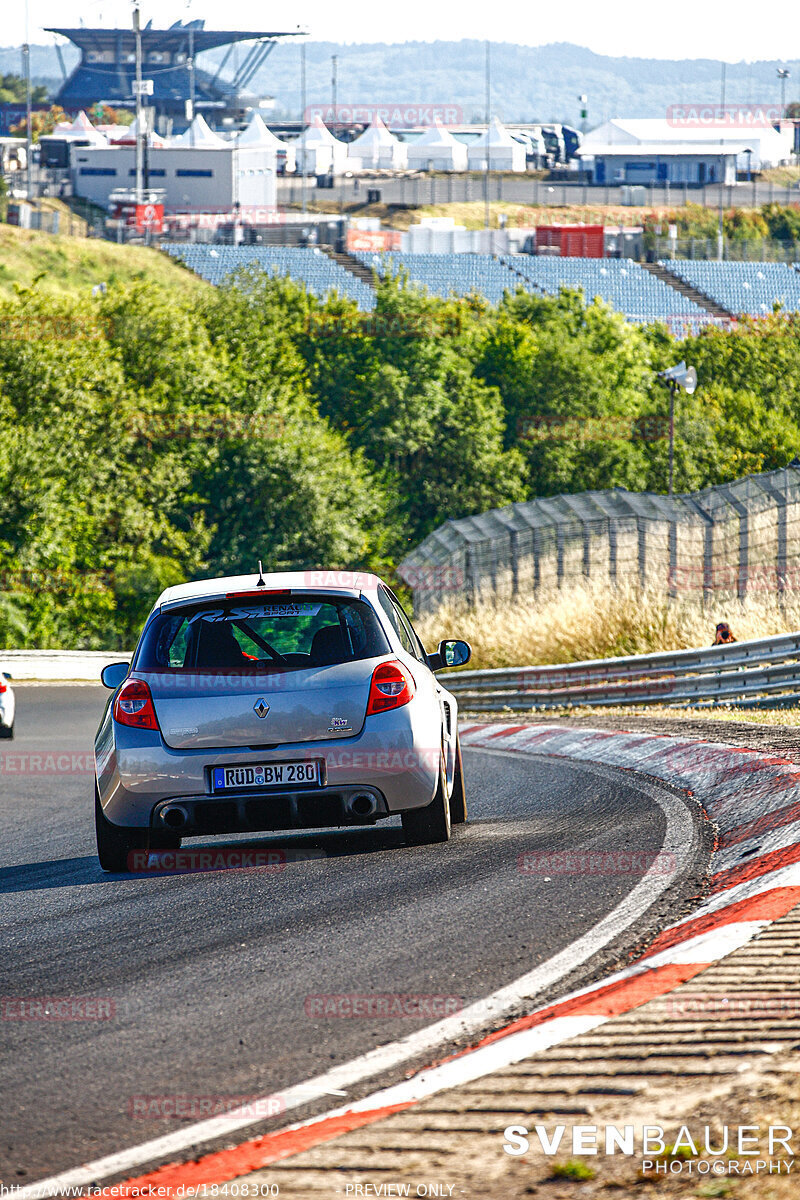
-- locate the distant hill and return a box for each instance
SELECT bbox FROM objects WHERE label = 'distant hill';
[1,39,797,126]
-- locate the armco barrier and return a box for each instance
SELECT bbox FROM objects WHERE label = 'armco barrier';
[447,630,800,710]
[1,650,130,682]
[5,633,800,702]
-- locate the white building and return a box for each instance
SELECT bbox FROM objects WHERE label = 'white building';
[580,117,794,184]
[347,117,408,170]
[406,119,468,171]
[467,118,526,172]
[72,138,276,212]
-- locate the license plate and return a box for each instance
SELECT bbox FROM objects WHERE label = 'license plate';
[212,760,321,792]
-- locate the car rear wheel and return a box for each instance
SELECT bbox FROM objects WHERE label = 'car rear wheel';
[95,789,148,873]
[401,753,451,846]
[449,734,467,825]
[0,721,13,739]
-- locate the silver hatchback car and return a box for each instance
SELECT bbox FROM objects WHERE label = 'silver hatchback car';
[95,570,471,871]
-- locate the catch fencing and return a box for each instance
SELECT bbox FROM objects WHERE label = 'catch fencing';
[399,466,800,615]
[446,629,800,710]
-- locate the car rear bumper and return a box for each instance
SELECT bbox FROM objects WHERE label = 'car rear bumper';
[151,785,389,837]
[96,704,441,828]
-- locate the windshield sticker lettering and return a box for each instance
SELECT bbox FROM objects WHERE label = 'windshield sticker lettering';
[187,604,321,624]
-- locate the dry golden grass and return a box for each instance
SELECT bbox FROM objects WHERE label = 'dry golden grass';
[415,580,800,671]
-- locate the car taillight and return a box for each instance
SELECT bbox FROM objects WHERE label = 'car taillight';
[0,679,5,694]
[366,660,415,716]
[113,679,160,731]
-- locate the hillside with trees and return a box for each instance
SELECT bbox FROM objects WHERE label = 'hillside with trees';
[3,254,800,648]
[4,40,799,125]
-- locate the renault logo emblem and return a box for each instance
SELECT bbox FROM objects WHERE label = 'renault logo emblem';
[253,698,270,718]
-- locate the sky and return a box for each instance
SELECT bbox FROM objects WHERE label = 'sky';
[4,0,797,64]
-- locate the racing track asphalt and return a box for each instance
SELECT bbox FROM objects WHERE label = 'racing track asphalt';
[0,687,707,1185]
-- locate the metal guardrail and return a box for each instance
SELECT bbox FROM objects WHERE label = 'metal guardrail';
[5,635,800,706]
[446,631,800,711]
[0,650,130,682]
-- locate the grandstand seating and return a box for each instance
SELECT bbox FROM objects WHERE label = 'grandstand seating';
[164,244,376,311]
[659,259,800,317]
[356,251,716,331]
[166,244,797,330]
[502,255,709,327]
[353,251,521,305]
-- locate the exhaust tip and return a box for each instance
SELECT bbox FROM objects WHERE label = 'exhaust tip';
[348,793,377,818]
[161,804,189,830]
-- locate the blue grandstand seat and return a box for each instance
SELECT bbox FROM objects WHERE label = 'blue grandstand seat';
[659,260,800,317]
[355,251,718,331]
[164,244,376,311]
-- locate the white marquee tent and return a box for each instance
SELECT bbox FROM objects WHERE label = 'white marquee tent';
[294,115,350,176]
[347,117,407,169]
[53,110,107,145]
[406,119,468,172]
[237,111,296,172]
[467,117,526,172]
[111,115,166,148]
[172,114,228,149]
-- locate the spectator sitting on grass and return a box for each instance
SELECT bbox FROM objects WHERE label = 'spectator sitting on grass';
[713,622,737,645]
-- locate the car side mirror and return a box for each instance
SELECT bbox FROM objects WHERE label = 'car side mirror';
[101,662,130,690]
[427,639,471,672]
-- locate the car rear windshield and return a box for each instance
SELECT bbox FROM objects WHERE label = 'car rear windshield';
[135,595,390,674]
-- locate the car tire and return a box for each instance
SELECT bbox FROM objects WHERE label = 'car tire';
[401,752,451,846]
[0,722,13,739]
[95,788,148,873]
[449,734,467,825]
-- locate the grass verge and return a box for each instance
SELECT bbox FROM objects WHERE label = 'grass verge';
[415,581,800,672]
[0,224,207,299]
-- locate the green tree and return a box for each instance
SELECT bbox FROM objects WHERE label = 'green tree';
[299,274,526,548]
[476,288,656,496]
[0,74,47,105]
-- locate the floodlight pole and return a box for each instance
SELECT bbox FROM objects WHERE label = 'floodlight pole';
[331,55,337,126]
[300,39,307,214]
[668,380,676,497]
[484,40,491,240]
[717,151,724,261]
[778,68,790,120]
[23,0,32,202]
[133,5,144,204]
[188,27,195,145]
[658,363,697,496]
